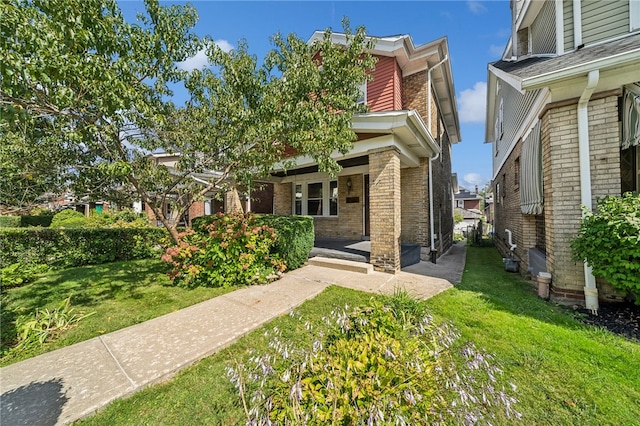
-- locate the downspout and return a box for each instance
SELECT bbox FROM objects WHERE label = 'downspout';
[578,70,599,314]
[428,55,448,263]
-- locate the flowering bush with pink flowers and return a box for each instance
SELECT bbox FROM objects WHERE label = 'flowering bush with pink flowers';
[162,212,286,288]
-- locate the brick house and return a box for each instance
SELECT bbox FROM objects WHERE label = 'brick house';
[269,32,461,273]
[485,0,640,310]
[134,153,274,226]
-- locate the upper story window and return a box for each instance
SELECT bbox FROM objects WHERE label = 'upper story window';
[356,81,367,105]
[632,0,640,31]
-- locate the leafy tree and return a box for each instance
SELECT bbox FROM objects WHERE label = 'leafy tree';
[571,192,640,302]
[1,0,375,242]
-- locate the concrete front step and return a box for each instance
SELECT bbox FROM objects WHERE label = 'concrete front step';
[307,256,373,274]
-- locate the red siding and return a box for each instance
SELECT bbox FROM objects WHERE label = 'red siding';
[367,56,402,112]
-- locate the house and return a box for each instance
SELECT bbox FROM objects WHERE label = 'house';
[269,32,461,273]
[485,0,640,311]
[134,153,275,226]
[454,186,482,210]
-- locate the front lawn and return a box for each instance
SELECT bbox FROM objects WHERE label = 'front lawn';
[1,259,234,366]
[77,246,640,425]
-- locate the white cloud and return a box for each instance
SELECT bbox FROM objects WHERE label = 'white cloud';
[215,39,234,53]
[176,39,234,71]
[458,81,487,124]
[177,48,209,71]
[463,173,488,189]
[467,0,487,15]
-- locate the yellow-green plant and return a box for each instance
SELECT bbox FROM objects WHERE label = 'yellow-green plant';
[14,298,95,351]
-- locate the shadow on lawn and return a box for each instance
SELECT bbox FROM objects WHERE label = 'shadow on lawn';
[0,260,170,351]
[454,245,593,333]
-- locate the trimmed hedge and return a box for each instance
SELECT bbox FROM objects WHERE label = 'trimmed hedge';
[0,228,169,269]
[0,216,21,228]
[0,215,55,228]
[193,214,315,270]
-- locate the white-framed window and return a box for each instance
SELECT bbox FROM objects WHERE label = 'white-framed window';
[631,0,640,31]
[293,180,338,216]
[356,81,367,105]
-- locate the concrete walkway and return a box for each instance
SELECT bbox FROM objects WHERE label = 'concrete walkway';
[0,242,466,425]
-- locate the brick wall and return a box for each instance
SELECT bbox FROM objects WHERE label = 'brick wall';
[314,175,364,240]
[273,182,292,215]
[369,148,401,273]
[401,160,429,246]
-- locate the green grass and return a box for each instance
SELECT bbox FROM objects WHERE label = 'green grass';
[1,259,235,366]
[77,246,640,425]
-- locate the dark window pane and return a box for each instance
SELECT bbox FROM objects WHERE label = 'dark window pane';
[308,200,322,216]
[330,199,338,216]
[308,182,322,199]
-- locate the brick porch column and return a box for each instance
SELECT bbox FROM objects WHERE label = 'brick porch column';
[368,147,401,273]
[225,188,243,213]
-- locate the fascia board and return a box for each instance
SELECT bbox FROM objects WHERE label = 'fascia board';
[488,63,524,93]
[522,48,640,90]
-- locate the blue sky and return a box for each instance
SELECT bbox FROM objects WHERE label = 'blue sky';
[119,0,512,191]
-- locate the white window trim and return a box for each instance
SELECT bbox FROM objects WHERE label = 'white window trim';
[356,81,367,105]
[631,0,640,31]
[292,179,338,217]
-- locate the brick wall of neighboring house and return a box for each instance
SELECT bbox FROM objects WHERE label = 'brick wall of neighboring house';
[369,147,401,273]
[188,201,205,224]
[314,174,364,240]
[540,94,622,302]
[273,182,292,215]
[493,140,527,269]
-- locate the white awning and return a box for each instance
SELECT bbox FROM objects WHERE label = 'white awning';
[622,83,640,150]
[520,121,543,215]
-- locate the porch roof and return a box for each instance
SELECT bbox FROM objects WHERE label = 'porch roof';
[273,110,440,174]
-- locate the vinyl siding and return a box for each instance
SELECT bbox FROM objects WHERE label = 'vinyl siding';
[368,56,402,112]
[531,0,556,54]
[564,0,574,51]
[582,0,629,45]
[493,80,541,176]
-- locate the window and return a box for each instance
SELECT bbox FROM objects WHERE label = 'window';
[295,184,302,215]
[356,81,367,105]
[621,145,639,193]
[307,182,323,216]
[329,181,338,215]
[293,180,338,216]
[631,0,640,32]
[514,157,520,190]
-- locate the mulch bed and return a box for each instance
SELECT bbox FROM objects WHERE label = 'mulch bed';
[574,302,640,342]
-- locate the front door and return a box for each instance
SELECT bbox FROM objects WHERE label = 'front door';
[364,174,370,237]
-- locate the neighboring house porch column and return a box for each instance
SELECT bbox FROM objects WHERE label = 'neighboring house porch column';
[225,188,243,213]
[368,147,401,273]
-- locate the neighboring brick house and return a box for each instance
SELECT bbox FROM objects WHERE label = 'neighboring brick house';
[454,187,484,235]
[270,32,461,273]
[133,153,274,226]
[485,0,640,311]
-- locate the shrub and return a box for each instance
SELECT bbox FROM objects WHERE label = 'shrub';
[0,216,21,228]
[228,292,520,425]
[164,212,285,288]
[571,192,640,301]
[50,209,87,228]
[20,214,54,227]
[0,228,168,269]
[1,263,49,289]
[194,214,314,271]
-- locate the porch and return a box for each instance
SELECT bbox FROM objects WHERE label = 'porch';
[310,238,421,268]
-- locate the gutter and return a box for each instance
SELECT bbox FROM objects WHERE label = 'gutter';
[578,70,599,315]
[427,55,448,262]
